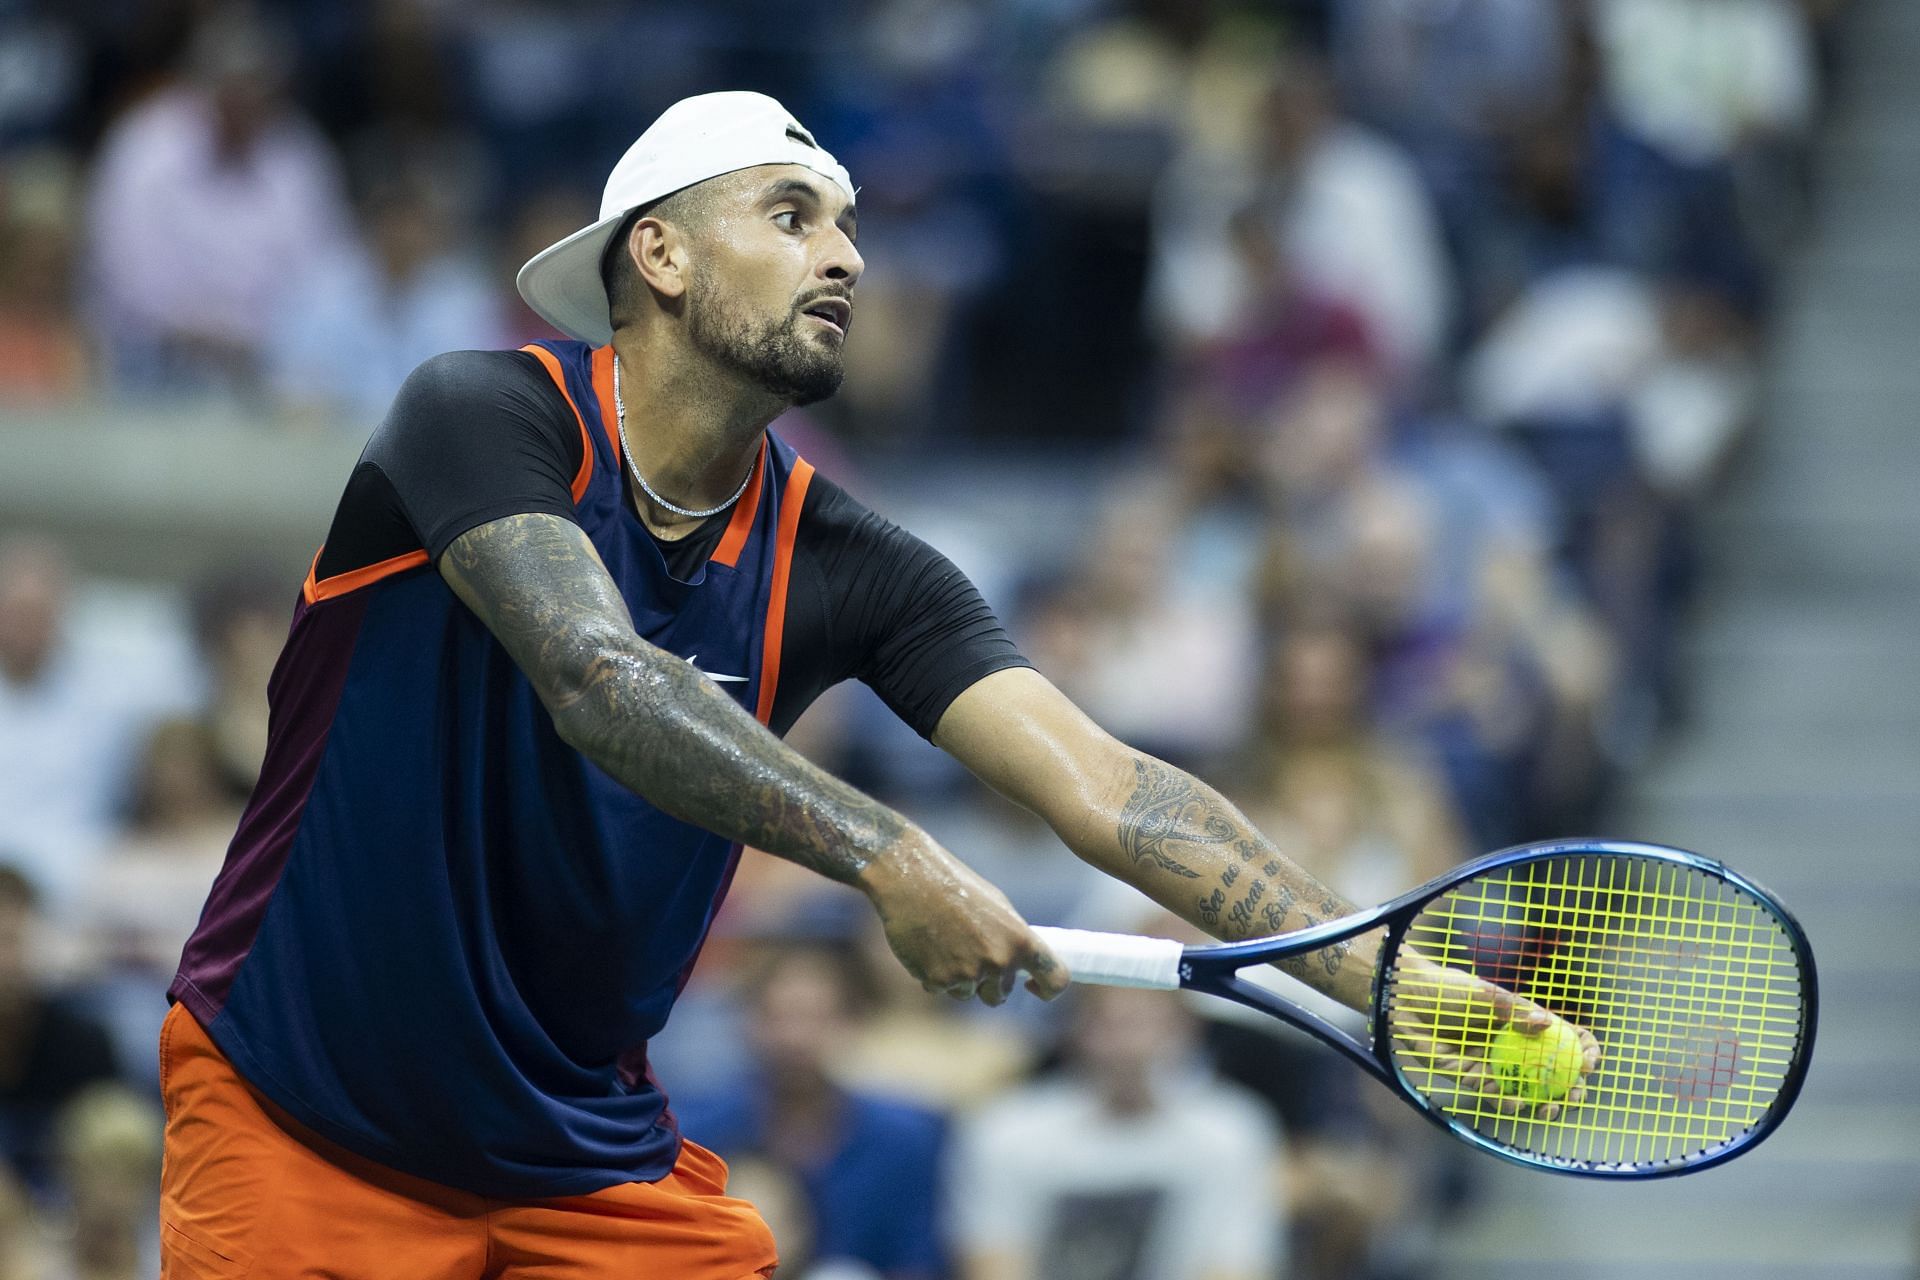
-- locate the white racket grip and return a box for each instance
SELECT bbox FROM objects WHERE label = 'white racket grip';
[1032,926,1185,991]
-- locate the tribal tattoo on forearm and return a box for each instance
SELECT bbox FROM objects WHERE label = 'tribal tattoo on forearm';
[1117,756,1355,982]
[441,513,907,883]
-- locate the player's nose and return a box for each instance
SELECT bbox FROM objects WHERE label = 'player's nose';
[819,226,863,286]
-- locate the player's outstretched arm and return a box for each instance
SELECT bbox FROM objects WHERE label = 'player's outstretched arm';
[440,512,1065,1004]
[934,667,1375,1010]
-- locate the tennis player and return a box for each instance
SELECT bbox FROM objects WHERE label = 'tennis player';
[160,92,1539,1279]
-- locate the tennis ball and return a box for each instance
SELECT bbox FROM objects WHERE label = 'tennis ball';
[1488,1020,1584,1103]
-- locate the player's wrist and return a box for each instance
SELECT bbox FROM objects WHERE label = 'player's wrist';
[850,825,943,904]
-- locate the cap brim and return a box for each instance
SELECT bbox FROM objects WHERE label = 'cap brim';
[515,210,629,347]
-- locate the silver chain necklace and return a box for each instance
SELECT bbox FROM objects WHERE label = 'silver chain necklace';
[612,354,756,520]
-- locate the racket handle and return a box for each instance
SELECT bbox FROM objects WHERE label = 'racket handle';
[1032,926,1184,990]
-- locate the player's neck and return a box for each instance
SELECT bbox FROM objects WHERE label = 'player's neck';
[611,332,777,530]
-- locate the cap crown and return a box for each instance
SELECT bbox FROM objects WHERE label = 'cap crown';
[599,91,854,219]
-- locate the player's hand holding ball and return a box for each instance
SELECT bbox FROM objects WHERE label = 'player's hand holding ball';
[1389,956,1601,1119]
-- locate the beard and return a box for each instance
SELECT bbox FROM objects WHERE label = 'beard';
[686,279,845,407]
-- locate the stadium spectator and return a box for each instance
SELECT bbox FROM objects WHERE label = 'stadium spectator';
[1252,363,1450,650]
[0,6,88,153]
[1458,533,1617,836]
[721,1154,882,1280]
[1148,53,1453,378]
[0,866,120,1195]
[1238,617,1465,907]
[992,3,1286,438]
[1463,267,1661,473]
[0,151,87,405]
[1631,275,1760,500]
[43,1085,162,1280]
[1198,1002,1439,1280]
[1592,0,1819,169]
[498,190,596,344]
[1331,0,1571,172]
[1460,266,1684,724]
[269,173,505,424]
[82,5,356,400]
[0,1162,40,1280]
[677,939,947,1280]
[805,18,1010,446]
[68,718,237,1087]
[190,569,296,794]
[1194,206,1377,406]
[0,537,196,909]
[951,982,1285,1280]
[1031,478,1259,765]
[330,0,496,217]
[835,917,1036,1110]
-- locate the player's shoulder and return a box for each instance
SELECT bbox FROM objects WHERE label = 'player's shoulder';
[367,348,577,467]
[789,465,920,558]
[380,348,573,442]
[396,347,552,407]
[792,463,865,525]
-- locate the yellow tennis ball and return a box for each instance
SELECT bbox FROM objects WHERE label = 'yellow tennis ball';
[1488,1021,1585,1103]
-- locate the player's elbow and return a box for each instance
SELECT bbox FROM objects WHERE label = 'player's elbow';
[1048,741,1148,872]
[537,631,659,755]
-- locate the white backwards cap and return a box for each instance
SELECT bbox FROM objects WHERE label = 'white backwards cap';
[516,91,855,347]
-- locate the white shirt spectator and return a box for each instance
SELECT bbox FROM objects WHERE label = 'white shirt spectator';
[951,1072,1284,1280]
[1464,267,1662,428]
[1284,121,1452,377]
[0,586,200,915]
[1464,266,1755,496]
[1150,120,1453,375]
[270,246,506,424]
[1594,0,1818,164]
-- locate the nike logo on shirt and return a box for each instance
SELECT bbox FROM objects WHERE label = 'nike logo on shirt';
[687,654,748,683]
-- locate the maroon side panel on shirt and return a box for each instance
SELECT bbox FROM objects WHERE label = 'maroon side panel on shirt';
[171,592,372,1022]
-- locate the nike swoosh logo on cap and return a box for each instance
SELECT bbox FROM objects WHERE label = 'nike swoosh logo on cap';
[687,653,748,684]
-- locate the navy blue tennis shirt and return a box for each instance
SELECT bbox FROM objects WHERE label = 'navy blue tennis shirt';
[171,340,1029,1198]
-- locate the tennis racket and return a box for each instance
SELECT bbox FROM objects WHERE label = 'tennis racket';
[1034,839,1816,1178]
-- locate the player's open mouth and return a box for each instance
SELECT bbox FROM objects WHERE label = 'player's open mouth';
[800,298,851,336]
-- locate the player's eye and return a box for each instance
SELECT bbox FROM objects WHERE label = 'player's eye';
[773,210,803,232]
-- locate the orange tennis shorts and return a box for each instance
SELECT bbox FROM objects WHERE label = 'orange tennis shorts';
[157,1004,778,1279]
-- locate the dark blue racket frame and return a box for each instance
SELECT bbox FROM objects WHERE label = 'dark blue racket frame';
[1172,838,1820,1178]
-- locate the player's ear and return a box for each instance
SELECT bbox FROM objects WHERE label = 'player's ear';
[633,217,690,302]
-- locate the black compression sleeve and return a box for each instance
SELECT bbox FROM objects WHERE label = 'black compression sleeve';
[771,475,1032,739]
[314,350,583,579]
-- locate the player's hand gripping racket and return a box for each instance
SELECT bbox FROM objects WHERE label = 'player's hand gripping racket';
[1035,840,1816,1178]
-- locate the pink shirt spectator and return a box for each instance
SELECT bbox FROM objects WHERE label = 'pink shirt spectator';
[84,84,356,389]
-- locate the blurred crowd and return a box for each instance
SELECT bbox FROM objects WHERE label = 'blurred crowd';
[0,0,1853,1277]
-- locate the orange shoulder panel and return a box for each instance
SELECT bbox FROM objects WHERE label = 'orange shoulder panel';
[754,458,816,726]
[520,344,596,502]
[302,547,431,606]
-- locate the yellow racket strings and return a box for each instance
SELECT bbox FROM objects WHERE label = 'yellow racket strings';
[1383,854,1805,1167]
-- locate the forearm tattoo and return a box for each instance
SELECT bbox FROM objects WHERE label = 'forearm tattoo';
[1115,758,1223,879]
[442,513,905,883]
[1116,756,1355,982]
